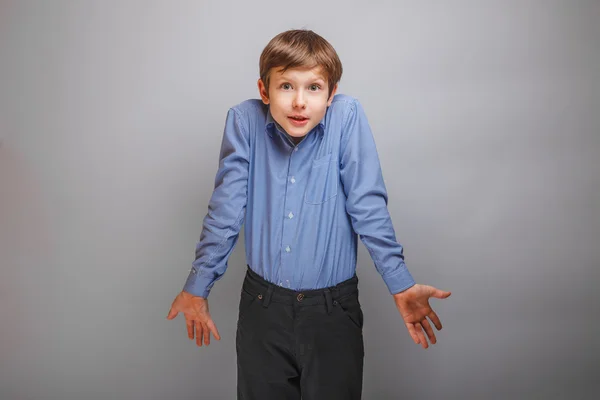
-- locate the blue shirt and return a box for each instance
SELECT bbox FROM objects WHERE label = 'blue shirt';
[183,94,415,298]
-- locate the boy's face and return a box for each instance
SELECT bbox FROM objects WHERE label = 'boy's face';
[258,66,338,138]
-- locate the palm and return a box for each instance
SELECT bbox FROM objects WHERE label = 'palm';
[179,293,211,322]
[396,285,433,322]
[166,291,221,347]
[393,284,451,349]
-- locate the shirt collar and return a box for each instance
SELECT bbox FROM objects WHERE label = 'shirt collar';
[265,105,326,138]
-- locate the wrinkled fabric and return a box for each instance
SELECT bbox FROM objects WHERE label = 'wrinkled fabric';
[183,94,415,298]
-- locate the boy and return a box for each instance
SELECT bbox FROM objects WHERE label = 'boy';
[167,29,451,399]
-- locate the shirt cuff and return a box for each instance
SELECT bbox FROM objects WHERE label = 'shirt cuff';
[382,264,416,295]
[182,268,215,298]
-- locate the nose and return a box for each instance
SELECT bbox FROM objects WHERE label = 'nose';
[293,91,306,109]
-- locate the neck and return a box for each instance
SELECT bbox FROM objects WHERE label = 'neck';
[290,135,303,145]
[274,121,305,145]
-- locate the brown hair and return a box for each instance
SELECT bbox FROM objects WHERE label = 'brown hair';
[259,29,343,99]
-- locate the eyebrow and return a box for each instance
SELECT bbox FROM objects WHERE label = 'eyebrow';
[278,75,326,83]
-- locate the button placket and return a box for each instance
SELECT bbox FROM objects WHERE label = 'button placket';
[281,147,304,294]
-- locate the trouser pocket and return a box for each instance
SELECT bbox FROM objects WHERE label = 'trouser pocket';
[335,291,364,330]
[237,288,257,326]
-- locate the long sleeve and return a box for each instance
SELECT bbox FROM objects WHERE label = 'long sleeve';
[182,108,250,298]
[339,99,416,295]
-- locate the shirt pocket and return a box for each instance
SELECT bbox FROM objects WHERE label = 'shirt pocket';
[304,152,339,205]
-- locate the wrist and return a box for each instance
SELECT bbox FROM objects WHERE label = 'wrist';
[392,284,417,297]
[182,290,206,300]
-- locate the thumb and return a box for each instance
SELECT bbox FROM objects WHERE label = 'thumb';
[431,288,451,299]
[166,307,179,320]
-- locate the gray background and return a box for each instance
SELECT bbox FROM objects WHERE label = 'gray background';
[1,0,598,399]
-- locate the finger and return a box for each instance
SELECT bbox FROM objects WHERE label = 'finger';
[432,288,451,299]
[415,322,428,349]
[406,323,420,344]
[186,319,194,340]
[201,322,210,346]
[166,307,178,320]
[207,320,221,341]
[421,319,436,345]
[196,322,204,347]
[428,311,443,330]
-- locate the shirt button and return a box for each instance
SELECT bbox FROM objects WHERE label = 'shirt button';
[290,176,296,184]
[288,212,294,219]
[285,246,291,252]
[294,147,299,152]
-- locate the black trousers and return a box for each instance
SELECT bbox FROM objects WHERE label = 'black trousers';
[236,265,364,400]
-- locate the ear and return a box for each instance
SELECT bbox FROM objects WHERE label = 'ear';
[257,79,269,105]
[327,83,339,107]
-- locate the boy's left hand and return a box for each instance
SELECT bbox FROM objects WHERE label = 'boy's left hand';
[392,284,451,349]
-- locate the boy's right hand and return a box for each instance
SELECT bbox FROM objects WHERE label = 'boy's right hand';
[166,291,221,347]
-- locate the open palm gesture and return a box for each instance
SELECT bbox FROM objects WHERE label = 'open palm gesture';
[393,284,451,349]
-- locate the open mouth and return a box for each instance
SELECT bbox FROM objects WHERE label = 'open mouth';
[288,116,309,126]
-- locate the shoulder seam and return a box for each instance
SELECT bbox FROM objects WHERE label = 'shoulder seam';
[230,107,250,140]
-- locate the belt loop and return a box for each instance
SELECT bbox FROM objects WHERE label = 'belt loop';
[262,285,274,308]
[324,288,333,315]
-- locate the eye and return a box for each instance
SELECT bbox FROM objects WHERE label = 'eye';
[309,84,321,91]
[281,83,292,90]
